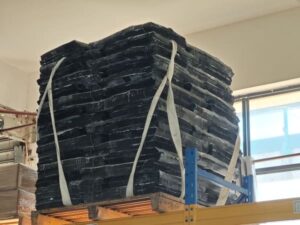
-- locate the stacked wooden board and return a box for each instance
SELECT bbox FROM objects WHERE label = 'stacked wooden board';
[0,164,36,222]
[36,23,240,210]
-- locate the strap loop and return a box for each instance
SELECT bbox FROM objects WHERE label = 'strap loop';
[36,57,72,206]
[126,41,185,198]
[216,131,241,205]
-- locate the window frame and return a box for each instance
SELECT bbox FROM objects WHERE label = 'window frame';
[234,84,300,176]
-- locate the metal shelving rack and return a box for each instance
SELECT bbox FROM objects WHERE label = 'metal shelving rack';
[33,148,300,225]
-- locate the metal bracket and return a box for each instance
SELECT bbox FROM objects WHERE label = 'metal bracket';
[184,205,197,224]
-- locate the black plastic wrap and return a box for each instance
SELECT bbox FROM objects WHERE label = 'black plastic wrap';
[36,22,240,210]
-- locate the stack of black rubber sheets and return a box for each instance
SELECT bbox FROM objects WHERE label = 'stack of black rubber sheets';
[36,23,240,209]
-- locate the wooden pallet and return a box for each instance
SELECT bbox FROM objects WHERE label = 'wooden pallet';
[32,193,184,225]
[0,216,31,225]
[0,219,19,225]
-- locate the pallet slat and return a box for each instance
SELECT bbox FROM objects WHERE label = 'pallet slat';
[32,193,184,225]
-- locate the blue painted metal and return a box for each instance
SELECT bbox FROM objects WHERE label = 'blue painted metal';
[184,147,253,205]
[197,169,249,195]
[185,147,198,205]
[235,193,247,203]
[242,175,255,202]
[242,98,251,156]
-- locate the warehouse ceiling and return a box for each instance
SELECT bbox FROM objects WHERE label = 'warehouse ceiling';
[1,0,300,73]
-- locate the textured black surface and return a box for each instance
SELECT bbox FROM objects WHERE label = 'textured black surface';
[36,22,240,209]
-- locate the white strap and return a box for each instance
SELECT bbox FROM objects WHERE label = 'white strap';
[165,48,185,199]
[36,57,72,206]
[126,41,185,198]
[36,58,66,132]
[216,132,241,205]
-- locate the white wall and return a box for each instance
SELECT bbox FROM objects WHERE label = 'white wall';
[186,7,300,90]
[0,60,37,111]
[26,71,39,111]
[0,60,29,110]
[2,8,300,111]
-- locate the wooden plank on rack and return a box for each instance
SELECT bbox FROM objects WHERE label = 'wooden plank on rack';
[19,216,31,225]
[194,198,300,225]
[32,193,184,224]
[70,211,184,225]
[32,213,71,225]
[150,193,184,212]
[62,198,300,225]
[0,218,19,225]
[97,207,131,220]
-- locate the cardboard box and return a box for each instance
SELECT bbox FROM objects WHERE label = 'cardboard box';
[0,164,36,193]
[0,164,36,221]
[0,189,35,219]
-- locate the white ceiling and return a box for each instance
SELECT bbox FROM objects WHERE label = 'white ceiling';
[1,0,300,73]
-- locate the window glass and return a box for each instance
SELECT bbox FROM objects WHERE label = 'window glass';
[257,170,300,225]
[256,170,300,201]
[235,91,300,225]
[288,106,300,135]
[249,92,300,160]
[250,108,284,140]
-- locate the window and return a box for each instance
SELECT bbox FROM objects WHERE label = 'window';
[249,92,300,160]
[256,170,300,201]
[234,90,300,225]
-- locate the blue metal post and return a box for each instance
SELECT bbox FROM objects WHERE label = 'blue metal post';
[242,156,255,203]
[243,175,255,203]
[185,147,198,205]
[242,98,251,156]
[184,147,253,205]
